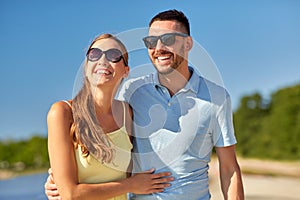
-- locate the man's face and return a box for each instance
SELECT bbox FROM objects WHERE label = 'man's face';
[147,20,189,75]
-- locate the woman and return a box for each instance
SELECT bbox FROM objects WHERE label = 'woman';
[47,33,172,200]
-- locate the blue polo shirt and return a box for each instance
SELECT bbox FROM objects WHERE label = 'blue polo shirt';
[117,67,237,200]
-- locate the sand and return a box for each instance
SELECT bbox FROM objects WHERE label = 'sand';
[209,157,300,200]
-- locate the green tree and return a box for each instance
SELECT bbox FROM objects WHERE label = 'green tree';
[0,135,49,170]
[234,84,300,160]
[234,93,269,157]
[261,84,300,159]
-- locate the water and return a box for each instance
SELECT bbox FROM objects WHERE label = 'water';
[0,172,48,200]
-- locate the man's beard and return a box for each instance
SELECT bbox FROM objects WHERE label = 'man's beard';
[152,46,185,75]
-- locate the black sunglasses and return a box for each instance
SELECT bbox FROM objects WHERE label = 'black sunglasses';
[86,48,126,65]
[143,32,188,49]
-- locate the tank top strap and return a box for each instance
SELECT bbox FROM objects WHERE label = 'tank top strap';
[121,102,126,127]
[62,100,72,108]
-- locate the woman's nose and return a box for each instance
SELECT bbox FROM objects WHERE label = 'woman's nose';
[97,54,109,66]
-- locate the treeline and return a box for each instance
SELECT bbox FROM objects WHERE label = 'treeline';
[0,136,49,171]
[0,84,299,172]
[234,83,300,160]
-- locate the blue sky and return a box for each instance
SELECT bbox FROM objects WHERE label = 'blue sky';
[1,0,299,140]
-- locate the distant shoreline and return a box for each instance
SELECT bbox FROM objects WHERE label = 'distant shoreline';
[1,157,300,180]
[0,170,16,180]
[0,168,48,180]
[209,156,300,179]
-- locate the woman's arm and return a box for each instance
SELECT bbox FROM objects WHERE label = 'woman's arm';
[47,101,81,199]
[47,102,173,200]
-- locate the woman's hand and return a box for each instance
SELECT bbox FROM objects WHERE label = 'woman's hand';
[124,168,174,194]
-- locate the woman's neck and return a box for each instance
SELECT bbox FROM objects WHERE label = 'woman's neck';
[92,87,115,114]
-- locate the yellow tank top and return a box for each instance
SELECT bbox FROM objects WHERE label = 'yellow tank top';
[64,101,132,200]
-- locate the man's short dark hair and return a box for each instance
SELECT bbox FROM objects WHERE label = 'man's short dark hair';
[149,9,190,35]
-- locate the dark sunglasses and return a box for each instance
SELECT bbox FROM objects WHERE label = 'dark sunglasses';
[143,32,188,49]
[86,48,126,65]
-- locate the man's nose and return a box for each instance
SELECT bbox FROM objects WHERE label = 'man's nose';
[155,39,167,50]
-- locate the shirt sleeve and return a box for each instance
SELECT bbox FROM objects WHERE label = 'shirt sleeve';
[213,94,237,147]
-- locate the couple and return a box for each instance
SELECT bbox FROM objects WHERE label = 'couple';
[46,9,244,200]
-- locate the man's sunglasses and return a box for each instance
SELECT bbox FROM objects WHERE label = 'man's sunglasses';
[143,32,188,49]
[86,48,126,65]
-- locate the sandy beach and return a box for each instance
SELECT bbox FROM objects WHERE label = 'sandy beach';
[209,157,300,200]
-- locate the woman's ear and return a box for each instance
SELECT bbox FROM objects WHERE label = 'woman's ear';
[123,66,130,78]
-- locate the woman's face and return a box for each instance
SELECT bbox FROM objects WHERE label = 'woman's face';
[85,38,129,88]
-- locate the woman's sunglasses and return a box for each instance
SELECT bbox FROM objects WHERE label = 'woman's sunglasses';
[86,48,126,65]
[143,32,188,49]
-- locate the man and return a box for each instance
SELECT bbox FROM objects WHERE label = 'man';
[45,9,244,200]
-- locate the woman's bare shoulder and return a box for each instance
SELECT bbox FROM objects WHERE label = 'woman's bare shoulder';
[47,100,73,121]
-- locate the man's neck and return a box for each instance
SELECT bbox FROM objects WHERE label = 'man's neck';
[158,66,191,96]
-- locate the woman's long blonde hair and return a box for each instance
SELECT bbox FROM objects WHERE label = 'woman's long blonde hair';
[71,33,129,163]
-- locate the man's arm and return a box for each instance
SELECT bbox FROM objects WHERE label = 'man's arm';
[215,145,244,200]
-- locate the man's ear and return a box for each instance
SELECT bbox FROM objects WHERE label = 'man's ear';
[186,36,193,51]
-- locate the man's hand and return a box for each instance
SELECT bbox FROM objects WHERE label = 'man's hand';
[44,168,61,200]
